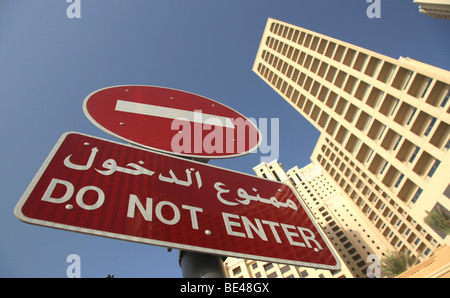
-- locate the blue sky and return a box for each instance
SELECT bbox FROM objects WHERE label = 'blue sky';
[1,1,449,278]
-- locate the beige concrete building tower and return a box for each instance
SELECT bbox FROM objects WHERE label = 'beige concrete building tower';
[414,0,450,19]
[252,18,450,268]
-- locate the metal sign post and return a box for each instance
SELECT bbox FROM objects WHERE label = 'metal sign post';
[179,251,226,278]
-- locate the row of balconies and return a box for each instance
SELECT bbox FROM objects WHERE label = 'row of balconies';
[266,22,450,112]
[315,140,438,260]
[259,59,445,207]
[258,44,449,158]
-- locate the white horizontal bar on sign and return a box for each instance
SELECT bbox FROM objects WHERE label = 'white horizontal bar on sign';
[115,100,235,129]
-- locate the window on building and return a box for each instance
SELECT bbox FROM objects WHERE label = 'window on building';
[403,71,413,90]
[289,178,296,186]
[393,136,403,151]
[357,260,367,268]
[390,98,400,116]
[263,263,273,271]
[232,266,242,276]
[394,174,404,188]
[441,90,449,108]
[280,266,290,274]
[427,160,441,178]
[424,117,437,137]
[411,188,423,204]
[421,78,433,98]
[380,161,388,175]
[441,184,450,200]
[409,146,420,163]
[267,272,278,278]
[271,171,281,182]
[406,107,417,125]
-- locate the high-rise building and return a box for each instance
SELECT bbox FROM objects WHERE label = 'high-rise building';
[251,18,450,271]
[413,0,450,19]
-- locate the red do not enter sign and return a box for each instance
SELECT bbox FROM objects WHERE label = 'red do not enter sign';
[83,85,262,159]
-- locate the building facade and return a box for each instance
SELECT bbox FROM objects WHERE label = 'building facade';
[250,18,450,274]
[224,256,346,278]
[397,244,450,278]
[257,160,392,278]
[414,0,450,19]
[285,161,393,277]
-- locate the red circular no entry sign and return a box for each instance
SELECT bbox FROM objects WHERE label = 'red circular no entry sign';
[83,85,261,159]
